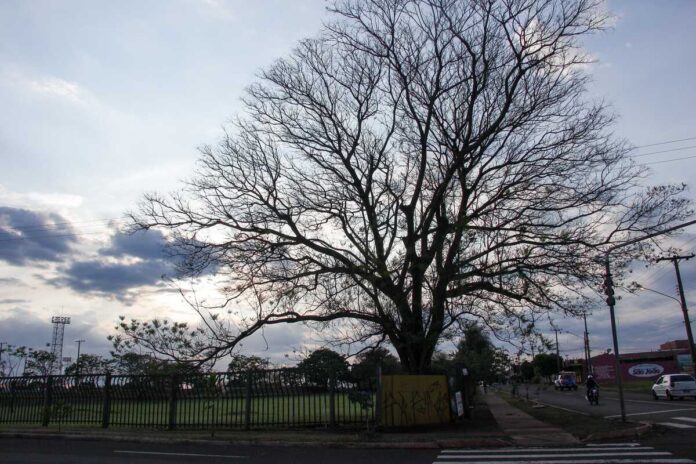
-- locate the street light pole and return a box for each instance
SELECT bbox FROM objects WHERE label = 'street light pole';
[583,312,592,376]
[603,259,626,422]
[75,339,85,376]
[602,218,696,423]
[656,255,696,373]
[0,342,6,376]
[554,328,562,373]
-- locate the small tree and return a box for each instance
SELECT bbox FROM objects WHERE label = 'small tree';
[64,354,111,376]
[533,353,563,383]
[453,323,499,383]
[13,348,57,376]
[227,354,270,373]
[351,347,400,383]
[297,348,350,390]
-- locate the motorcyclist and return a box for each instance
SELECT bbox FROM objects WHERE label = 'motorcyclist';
[586,374,598,401]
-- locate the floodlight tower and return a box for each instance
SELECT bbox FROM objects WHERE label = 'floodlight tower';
[50,316,71,375]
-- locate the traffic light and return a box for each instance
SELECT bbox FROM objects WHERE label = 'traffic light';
[603,274,615,306]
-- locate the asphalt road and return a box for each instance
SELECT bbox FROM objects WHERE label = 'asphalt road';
[3,437,696,464]
[527,384,696,425]
[526,384,696,460]
[0,438,440,464]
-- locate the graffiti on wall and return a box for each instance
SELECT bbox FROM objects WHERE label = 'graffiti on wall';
[381,375,451,427]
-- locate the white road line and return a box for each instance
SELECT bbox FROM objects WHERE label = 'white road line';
[674,416,696,422]
[438,452,671,459]
[434,460,695,464]
[604,408,696,419]
[586,443,642,447]
[530,400,590,416]
[114,450,247,458]
[658,422,696,429]
[441,447,654,453]
[601,396,696,407]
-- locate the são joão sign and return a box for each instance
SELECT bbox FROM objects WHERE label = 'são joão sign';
[627,363,664,378]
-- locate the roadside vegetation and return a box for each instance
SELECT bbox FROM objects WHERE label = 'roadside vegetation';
[498,390,641,440]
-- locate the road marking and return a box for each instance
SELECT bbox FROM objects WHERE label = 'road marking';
[439,452,672,458]
[529,400,591,416]
[673,416,696,422]
[114,450,247,459]
[604,408,696,419]
[601,395,696,407]
[435,460,694,464]
[441,447,655,453]
[586,443,642,447]
[658,422,696,429]
[433,443,696,464]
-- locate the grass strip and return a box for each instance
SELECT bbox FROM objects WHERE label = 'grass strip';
[499,392,640,440]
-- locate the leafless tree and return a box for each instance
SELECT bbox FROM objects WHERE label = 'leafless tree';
[122,0,691,373]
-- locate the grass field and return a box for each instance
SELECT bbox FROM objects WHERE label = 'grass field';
[0,392,375,428]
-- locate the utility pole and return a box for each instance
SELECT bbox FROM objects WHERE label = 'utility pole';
[583,312,592,376]
[553,328,562,373]
[656,254,696,373]
[0,342,6,376]
[75,339,85,375]
[603,217,696,422]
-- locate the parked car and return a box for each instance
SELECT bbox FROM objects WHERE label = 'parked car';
[652,374,696,400]
[554,372,578,391]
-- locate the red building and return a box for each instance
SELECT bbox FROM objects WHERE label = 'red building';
[590,340,694,383]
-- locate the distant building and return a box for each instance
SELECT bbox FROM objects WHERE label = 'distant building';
[589,340,694,383]
[660,340,691,351]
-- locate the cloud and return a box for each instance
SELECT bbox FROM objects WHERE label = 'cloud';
[48,229,177,301]
[0,299,28,305]
[0,277,24,286]
[0,206,78,265]
[100,229,167,260]
[50,259,173,296]
[28,76,83,101]
[0,185,84,209]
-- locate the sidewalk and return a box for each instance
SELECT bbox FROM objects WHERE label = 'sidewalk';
[0,392,606,449]
[483,392,580,446]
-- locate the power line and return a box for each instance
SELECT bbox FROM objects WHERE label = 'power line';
[629,144,696,158]
[640,154,696,165]
[630,136,696,149]
[0,230,114,244]
[0,217,125,233]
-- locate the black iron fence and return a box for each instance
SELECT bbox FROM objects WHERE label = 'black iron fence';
[0,368,376,430]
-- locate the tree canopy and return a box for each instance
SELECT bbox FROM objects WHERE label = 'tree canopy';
[120,0,691,373]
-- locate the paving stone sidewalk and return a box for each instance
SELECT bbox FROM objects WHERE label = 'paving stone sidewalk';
[482,392,580,446]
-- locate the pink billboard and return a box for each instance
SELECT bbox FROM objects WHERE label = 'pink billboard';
[591,352,684,383]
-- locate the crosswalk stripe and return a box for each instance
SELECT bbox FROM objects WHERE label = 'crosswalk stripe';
[440,447,654,454]
[659,421,696,429]
[673,416,696,423]
[438,452,671,459]
[586,443,642,447]
[433,443,696,464]
[434,460,695,464]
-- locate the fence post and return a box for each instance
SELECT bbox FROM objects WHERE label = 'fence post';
[168,374,178,431]
[374,365,382,427]
[328,371,336,427]
[102,372,112,429]
[41,376,54,427]
[244,370,253,431]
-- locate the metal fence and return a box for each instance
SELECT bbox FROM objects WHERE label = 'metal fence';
[0,368,376,430]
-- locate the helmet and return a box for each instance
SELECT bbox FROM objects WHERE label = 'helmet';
[587,375,593,379]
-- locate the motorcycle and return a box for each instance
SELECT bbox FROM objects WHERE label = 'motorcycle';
[587,386,599,405]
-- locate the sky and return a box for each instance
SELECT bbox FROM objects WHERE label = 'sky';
[1,0,696,370]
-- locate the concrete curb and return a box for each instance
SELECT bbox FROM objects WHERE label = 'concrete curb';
[0,431,512,450]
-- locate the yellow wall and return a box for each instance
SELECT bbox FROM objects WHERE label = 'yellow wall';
[381,375,451,427]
